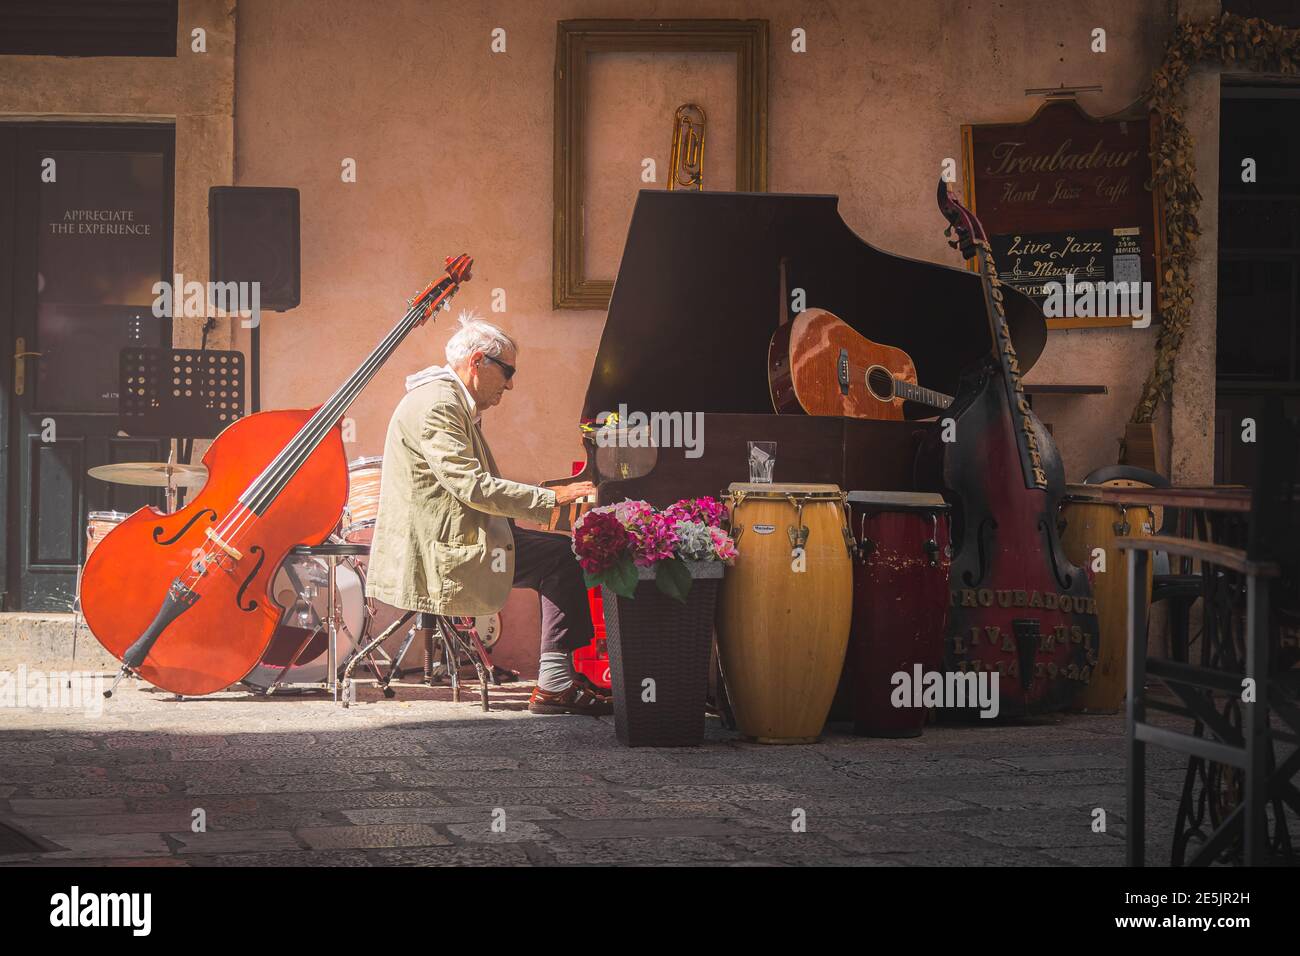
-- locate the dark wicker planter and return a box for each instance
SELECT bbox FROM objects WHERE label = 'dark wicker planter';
[602,562,724,747]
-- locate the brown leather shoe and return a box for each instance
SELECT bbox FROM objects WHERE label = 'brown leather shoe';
[528,683,613,716]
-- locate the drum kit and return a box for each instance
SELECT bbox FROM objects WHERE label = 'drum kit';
[80,454,502,698]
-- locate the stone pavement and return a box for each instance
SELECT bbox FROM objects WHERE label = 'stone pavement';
[0,675,1205,867]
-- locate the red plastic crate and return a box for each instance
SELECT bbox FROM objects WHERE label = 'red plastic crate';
[570,458,610,688]
[574,585,611,688]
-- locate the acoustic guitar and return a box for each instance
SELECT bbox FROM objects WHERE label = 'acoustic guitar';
[767,307,953,419]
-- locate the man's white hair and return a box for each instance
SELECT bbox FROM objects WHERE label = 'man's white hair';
[445,310,517,367]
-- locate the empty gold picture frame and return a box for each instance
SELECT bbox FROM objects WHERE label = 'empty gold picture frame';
[553,19,769,310]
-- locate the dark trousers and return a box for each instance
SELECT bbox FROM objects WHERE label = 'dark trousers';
[415,527,593,655]
[509,526,594,654]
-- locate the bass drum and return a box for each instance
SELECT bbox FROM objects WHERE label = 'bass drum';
[242,550,367,692]
[473,612,501,649]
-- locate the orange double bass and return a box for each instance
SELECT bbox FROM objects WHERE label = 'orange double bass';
[82,255,474,697]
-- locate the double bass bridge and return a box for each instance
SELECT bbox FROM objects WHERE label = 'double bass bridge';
[204,527,244,562]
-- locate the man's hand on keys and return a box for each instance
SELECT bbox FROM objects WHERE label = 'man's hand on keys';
[551,481,597,505]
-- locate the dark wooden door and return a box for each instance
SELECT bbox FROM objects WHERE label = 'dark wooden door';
[1216,88,1300,485]
[3,124,174,611]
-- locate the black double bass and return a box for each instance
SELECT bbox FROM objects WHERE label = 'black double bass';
[932,182,1098,715]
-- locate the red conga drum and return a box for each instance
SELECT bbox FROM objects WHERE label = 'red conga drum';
[845,491,952,737]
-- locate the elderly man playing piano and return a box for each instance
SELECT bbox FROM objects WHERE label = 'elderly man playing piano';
[366,312,609,716]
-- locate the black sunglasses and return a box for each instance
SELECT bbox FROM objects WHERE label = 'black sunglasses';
[482,354,516,381]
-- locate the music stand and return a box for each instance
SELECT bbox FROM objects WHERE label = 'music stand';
[119,347,245,439]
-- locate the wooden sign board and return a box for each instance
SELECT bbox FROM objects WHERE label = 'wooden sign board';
[961,98,1162,330]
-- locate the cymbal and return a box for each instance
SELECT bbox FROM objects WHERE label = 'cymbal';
[88,462,209,488]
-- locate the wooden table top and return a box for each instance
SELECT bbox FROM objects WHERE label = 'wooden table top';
[1063,484,1253,513]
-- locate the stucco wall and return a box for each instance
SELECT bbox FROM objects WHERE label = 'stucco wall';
[233,0,1186,485]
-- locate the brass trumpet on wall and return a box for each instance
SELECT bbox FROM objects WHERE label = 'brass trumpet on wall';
[668,104,706,191]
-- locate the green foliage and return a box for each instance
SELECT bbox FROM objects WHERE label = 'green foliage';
[583,555,639,598]
[654,558,693,604]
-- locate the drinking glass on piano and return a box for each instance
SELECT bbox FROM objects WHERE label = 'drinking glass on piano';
[748,442,776,484]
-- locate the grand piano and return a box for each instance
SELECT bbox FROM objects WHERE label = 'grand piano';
[555,188,1048,506]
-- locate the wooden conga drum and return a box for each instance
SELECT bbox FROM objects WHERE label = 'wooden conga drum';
[845,491,951,737]
[1060,480,1156,712]
[718,483,853,743]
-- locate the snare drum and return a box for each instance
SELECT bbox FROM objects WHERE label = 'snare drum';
[342,456,383,543]
[717,483,853,743]
[86,511,129,561]
[242,550,367,692]
[844,491,952,737]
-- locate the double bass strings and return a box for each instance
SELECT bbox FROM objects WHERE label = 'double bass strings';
[246,278,461,510]
[243,290,438,509]
[177,277,458,587]
[225,283,448,532]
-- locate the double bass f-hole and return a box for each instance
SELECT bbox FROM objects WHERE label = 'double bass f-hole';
[153,508,218,546]
[234,545,266,612]
[1039,516,1077,592]
[961,516,997,587]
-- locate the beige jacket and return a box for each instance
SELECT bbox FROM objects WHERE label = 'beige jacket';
[364,375,557,615]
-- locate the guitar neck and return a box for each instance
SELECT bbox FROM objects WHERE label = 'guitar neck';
[893,378,953,411]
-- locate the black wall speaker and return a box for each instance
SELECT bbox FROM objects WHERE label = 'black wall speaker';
[208,186,300,311]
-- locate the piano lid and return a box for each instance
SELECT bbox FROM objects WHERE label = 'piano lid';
[582,189,1047,419]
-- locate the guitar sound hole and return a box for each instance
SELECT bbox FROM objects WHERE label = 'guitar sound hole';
[866,366,895,401]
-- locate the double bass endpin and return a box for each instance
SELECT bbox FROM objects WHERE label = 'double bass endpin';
[103,664,134,699]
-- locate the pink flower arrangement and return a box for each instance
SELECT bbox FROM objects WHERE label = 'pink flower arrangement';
[709,525,739,562]
[625,509,679,567]
[572,496,737,601]
[664,496,729,528]
[571,509,633,576]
